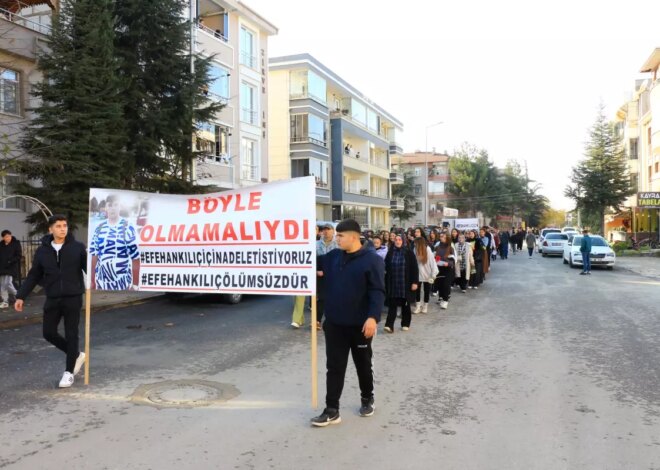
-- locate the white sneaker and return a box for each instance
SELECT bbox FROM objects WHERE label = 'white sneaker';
[421,303,428,313]
[0,302,8,309]
[73,352,85,376]
[401,326,410,331]
[290,322,301,329]
[383,326,393,333]
[59,372,74,388]
[413,302,421,314]
[439,301,448,310]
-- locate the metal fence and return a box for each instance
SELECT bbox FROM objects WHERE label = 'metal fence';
[17,238,42,284]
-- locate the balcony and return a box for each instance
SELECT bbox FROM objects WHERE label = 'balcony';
[390,198,405,210]
[390,171,404,185]
[0,7,51,35]
[291,136,327,148]
[195,24,234,68]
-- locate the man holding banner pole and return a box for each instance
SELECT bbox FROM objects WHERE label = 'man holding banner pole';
[311,219,385,427]
[14,214,87,388]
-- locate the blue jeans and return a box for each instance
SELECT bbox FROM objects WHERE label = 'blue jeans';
[581,252,591,272]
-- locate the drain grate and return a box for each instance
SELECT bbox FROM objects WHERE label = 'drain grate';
[130,379,240,409]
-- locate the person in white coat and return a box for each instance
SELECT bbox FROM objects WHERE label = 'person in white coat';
[413,237,438,313]
[454,233,474,293]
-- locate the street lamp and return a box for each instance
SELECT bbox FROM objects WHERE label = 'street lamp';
[424,121,443,226]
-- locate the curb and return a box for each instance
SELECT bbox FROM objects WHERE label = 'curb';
[0,295,166,331]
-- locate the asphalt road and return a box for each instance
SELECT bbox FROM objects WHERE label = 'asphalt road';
[1,251,659,469]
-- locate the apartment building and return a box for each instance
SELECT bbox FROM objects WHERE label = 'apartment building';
[268,54,404,230]
[613,47,660,236]
[392,152,451,227]
[0,0,54,239]
[193,0,277,190]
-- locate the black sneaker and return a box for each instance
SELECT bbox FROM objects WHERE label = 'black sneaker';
[311,408,341,427]
[359,398,375,417]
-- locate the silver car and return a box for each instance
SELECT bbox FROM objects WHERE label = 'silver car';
[541,233,568,256]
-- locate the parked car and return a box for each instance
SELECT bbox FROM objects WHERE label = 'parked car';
[563,235,616,269]
[561,227,578,233]
[540,233,569,256]
[538,228,562,253]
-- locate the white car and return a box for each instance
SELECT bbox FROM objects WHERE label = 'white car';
[563,235,616,270]
[561,227,578,233]
[538,228,561,254]
[540,232,569,256]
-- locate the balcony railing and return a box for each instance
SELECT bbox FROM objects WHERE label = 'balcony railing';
[241,164,259,182]
[291,136,327,148]
[1,8,51,35]
[197,22,228,42]
[372,191,389,199]
[240,108,258,125]
[390,198,405,210]
[240,51,257,69]
[390,171,404,184]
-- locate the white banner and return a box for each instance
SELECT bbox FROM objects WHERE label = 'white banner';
[454,218,480,231]
[87,177,317,295]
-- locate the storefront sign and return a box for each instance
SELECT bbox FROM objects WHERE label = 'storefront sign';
[638,192,660,208]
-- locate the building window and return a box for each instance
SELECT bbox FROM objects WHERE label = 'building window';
[414,184,422,196]
[0,175,26,210]
[629,138,638,160]
[240,82,257,124]
[196,123,230,164]
[290,114,327,146]
[367,109,379,133]
[291,158,328,188]
[207,63,229,100]
[241,138,259,181]
[351,99,366,126]
[239,26,256,69]
[414,167,421,177]
[428,181,445,194]
[289,69,326,104]
[415,201,423,212]
[343,205,368,227]
[0,69,19,115]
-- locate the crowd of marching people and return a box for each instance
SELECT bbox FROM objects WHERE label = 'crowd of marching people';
[294,222,531,333]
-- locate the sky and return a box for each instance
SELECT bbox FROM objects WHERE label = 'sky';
[245,0,660,210]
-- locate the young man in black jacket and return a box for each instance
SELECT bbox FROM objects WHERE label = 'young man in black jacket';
[311,219,385,427]
[0,229,22,308]
[15,215,87,388]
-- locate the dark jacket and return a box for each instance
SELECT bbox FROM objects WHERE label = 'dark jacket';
[0,236,22,277]
[319,246,385,326]
[580,235,592,253]
[17,233,87,300]
[384,246,419,304]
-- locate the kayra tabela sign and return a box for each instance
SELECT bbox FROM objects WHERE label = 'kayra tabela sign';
[638,192,660,208]
[87,177,317,296]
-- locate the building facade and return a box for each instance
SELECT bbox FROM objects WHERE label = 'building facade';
[0,0,54,239]
[613,47,660,237]
[392,152,451,227]
[193,0,277,190]
[268,54,404,230]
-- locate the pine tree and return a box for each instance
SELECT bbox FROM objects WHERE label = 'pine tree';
[114,0,223,192]
[564,107,635,233]
[19,0,126,231]
[447,144,501,217]
[390,166,417,226]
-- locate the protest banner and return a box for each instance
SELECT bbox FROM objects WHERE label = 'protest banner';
[85,178,319,404]
[454,218,480,231]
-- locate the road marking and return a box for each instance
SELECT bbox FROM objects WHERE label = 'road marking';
[622,281,660,286]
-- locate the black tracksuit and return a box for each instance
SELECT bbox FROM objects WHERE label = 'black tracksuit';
[319,246,385,410]
[17,234,87,373]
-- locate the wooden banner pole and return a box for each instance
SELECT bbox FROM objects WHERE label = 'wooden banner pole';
[311,295,318,409]
[84,289,91,385]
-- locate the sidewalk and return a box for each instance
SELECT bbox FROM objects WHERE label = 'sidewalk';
[0,291,163,330]
[615,256,660,280]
